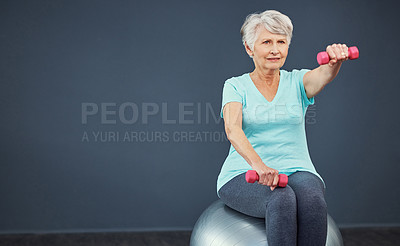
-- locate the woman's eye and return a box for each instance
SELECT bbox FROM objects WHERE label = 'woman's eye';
[264,41,270,44]
[279,41,285,44]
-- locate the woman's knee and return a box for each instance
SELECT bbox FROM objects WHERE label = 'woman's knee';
[312,193,327,210]
[300,192,327,214]
[268,186,297,212]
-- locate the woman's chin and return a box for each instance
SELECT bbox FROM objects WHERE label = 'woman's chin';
[263,64,283,70]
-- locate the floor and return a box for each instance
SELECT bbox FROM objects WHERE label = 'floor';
[0,228,399,246]
[340,227,400,246]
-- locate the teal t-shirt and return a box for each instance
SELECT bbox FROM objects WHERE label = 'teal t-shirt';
[217,69,325,197]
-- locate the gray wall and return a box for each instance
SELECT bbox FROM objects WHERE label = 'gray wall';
[1,0,399,233]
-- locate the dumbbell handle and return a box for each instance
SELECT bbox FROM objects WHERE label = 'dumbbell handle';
[245,170,288,187]
[317,46,359,65]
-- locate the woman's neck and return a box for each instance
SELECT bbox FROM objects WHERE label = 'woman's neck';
[250,68,280,86]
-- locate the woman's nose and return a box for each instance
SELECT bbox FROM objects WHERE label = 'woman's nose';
[270,44,279,55]
[270,49,279,55]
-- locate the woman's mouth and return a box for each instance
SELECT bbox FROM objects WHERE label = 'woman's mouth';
[267,58,280,62]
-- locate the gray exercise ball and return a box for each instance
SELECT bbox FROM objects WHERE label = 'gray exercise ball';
[190,200,343,246]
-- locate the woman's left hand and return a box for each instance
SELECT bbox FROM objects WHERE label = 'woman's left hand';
[325,43,349,67]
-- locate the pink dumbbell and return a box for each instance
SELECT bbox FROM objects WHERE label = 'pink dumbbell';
[317,46,359,65]
[245,170,288,187]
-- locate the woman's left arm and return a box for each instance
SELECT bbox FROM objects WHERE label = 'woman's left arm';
[303,43,349,98]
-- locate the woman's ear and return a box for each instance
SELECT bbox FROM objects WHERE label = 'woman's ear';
[244,42,254,57]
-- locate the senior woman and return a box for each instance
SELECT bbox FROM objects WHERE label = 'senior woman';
[217,10,349,246]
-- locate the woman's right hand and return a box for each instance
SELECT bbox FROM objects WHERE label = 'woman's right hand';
[253,163,280,191]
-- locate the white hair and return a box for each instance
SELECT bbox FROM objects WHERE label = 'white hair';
[240,10,293,57]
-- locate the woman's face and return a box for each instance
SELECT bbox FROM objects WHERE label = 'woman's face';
[246,27,289,72]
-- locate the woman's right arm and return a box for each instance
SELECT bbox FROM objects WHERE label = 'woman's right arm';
[223,102,280,191]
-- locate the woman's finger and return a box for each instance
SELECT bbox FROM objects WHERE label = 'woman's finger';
[272,173,279,187]
[332,44,343,61]
[270,169,279,185]
[340,44,349,61]
[326,45,337,66]
[257,172,267,186]
[335,43,346,61]
[265,171,272,186]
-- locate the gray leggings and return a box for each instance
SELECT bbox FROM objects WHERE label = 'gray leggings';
[218,171,327,246]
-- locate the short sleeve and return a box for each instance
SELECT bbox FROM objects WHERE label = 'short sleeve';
[220,81,243,118]
[296,69,315,108]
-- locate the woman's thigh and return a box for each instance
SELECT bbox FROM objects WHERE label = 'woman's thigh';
[288,171,326,198]
[218,172,296,218]
[287,171,327,215]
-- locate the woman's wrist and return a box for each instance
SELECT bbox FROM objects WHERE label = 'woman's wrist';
[249,159,265,169]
